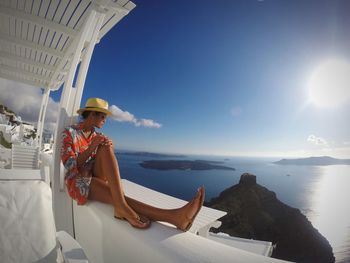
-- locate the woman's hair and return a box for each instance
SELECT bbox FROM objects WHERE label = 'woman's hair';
[81,111,92,120]
[81,111,104,120]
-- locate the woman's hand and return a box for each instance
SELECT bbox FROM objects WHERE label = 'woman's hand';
[102,137,113,147]
[89,134,112,151]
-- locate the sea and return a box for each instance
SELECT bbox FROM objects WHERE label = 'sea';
[117,152,350,263]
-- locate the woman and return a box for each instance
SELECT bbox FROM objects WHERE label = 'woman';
[61,97,205,230]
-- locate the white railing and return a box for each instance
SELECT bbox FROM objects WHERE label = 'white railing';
[11,144,39,169]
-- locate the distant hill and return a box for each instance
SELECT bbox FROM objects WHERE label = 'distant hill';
[274,156,350,166]
[207,173,335,263]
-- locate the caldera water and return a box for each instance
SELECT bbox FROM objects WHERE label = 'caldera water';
[117,152,350,263]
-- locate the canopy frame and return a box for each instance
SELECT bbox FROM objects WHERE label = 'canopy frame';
[0,0,136,234]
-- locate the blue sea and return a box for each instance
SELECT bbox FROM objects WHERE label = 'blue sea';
[117,152,350,263]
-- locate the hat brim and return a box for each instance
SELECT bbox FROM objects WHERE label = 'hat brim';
[77,107,112,116]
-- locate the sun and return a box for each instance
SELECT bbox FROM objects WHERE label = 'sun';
[308,59,350,108]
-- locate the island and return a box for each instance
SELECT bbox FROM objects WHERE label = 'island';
[207,173,335,263]
[274,156,350,166]
[118,151,186,158]
[139,160,235,171]
[194,159,224,164]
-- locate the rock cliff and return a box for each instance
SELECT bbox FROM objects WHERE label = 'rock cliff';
[207,173,335,263]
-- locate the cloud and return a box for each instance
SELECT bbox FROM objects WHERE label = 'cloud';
[109,105,135,122]
[0,79,161,130]
[135,119,162,128]
[109,104,162,129]
[307,134,328,146]
[230,106,242,117]
[0,78,59,131]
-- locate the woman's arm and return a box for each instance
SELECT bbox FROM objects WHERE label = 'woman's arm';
[61,129,113,176]
[76,134,112,168]
[61,129,79,178]
[76,146,94,168]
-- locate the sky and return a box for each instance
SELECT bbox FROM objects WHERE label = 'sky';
[1,0,350,158]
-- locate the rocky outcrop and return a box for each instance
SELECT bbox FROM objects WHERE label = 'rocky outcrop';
[207,173,335,263]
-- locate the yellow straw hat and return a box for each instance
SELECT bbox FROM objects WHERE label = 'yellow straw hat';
[77,97,112,116]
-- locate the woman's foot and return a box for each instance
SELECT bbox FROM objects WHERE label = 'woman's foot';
[115,205,151,229]
[176,186,205,231]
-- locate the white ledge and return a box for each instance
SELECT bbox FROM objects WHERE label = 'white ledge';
[73,200,291,263]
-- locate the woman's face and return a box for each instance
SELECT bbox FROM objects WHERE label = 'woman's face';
[92,112,107,128]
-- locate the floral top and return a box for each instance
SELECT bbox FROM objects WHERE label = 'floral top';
[61,122,98,205]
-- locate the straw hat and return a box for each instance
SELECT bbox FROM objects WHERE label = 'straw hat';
[77,97,112,116]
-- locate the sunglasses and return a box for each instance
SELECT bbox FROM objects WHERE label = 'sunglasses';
[94,112,107,120]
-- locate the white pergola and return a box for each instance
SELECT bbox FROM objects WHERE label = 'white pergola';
[0,0,135,234]
[0,0,135,148]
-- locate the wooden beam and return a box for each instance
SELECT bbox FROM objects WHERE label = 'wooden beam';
[0,6,78,38]
[93,0,134,40]
[0,33,64,59]
[47,11,99,89]
[0,71,44,88]
[0,64,51,83]
[93,0,135,12]
[0,51,56,72]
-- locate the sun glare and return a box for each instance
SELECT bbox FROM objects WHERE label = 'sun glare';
[308,59,350,108]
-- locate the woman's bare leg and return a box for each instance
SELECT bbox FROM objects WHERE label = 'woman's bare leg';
[89,145,149,228]
[125,188,205,230]
[88,177,113,204]
[88,145,205,230]
[90,176,204,230]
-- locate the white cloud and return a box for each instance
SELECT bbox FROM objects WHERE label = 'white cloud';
[109,105,135,122]
[135,118,162,128]
[307,134,328,146]
[0,78,59,131]
[230,106,242,117]
[109,104,161,129]
[0,79,161,130]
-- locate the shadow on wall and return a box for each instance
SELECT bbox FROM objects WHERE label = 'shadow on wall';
[0,131,12,149]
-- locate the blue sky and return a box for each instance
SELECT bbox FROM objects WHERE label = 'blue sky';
[76,0,350,158]
[5,0,348,158]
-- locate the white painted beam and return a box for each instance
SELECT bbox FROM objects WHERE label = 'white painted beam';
[113,2,136,12]
[47,26,92,89]
[0,6,78,38]
[0,71,43,88]
[0,51,56,72]
[0,64,51,83]
[72,10,106,117]
[0,33,64,59]
[36,87,50,150]
[93,1,135,40]
[97,12,126,41]
[52,10,100,237]
[93,0,135,12]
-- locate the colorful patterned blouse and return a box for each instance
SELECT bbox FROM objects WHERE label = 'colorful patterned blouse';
[61,122,98,205]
